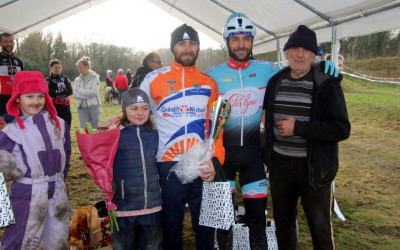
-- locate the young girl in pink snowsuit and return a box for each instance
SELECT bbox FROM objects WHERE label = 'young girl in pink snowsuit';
[0,71,71,249]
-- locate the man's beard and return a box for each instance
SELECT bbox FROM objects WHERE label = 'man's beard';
[1,46,13,54]
[174,51,199,67]
[228,47,252,62]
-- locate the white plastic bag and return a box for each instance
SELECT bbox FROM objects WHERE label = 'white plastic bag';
[0,172,15,227]
[199,181,234,230]
[233,223,251,250]
[170,139,214,184]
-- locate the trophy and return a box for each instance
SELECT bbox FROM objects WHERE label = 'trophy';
[171,97,231,184]
[209,97,231,143]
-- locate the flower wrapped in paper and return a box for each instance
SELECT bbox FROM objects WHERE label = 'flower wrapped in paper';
[170,97,231,184]
[75,123,120,231]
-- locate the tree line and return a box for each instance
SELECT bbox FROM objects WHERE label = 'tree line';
[14,30,399,81]
[14,31,228,81]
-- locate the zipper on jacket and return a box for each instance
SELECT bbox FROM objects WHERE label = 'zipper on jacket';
[181,67,188,153]
[239,63,244,146]
[121,179,125,200]
[137,126,148,209]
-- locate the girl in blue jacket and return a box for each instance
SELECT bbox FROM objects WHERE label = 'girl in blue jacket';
[111,88,162,250]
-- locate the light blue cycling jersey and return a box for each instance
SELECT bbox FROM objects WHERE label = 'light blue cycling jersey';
[205,57,281,146]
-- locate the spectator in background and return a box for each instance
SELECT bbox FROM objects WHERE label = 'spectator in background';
[325,54,345,73]
[131,52,163,88]
[126,69,132,85]
[317,43,324,61]
[73,57,101,129]
[262,25,350,250]
[106,70,118,103]
[46,59,73,128]
[115,69,128,104]
[0,32,24,130]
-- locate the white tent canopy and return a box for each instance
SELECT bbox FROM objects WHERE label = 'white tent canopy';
[1,0,400,62]
[0,0,106,39]
[148,0,400,63]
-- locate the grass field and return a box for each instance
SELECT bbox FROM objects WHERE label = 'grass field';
[1,75,399,249]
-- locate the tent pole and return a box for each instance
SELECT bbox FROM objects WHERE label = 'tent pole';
[276,39,282,65]
[330,26,337,66]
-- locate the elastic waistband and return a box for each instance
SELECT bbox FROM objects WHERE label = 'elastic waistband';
[116,206,162,217]
[17,173,63,185]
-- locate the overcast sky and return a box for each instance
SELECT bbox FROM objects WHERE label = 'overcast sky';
[44,0,220,52]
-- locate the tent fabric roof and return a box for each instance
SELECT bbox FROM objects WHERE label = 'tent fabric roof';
[148,0,400,54]
[1,0,400,55]
[0,0,106,39]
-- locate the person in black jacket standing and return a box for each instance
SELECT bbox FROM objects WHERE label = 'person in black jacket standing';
[0,33,24,130]
[262,25,350,250]
[130,52,162,88]
[126,69,132,85]
[46,59,73,128]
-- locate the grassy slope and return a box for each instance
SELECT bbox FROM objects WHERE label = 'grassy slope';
[1,77,399,249]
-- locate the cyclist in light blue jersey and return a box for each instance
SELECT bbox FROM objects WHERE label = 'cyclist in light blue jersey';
[205,13,279,250]
[205,13,339,250]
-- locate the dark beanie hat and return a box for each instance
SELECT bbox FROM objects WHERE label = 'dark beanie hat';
[121,88,150,111]
[284,25,318,55]
[170,24,200,51]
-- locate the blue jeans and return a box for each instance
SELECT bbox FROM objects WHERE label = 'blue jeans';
[118,89,127,103]
[112,212,161,250]
[157,161,215,250]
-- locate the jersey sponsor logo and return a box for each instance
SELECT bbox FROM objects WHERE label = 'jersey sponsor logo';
[180,105,189,112]
[249,73,256,78]
[167,80,176,84]
[164,86,179,95]
[192,83,201,90]
[226,87,260,115]
[161,105,206,117]
[242,179,268,198]
[259,181,268,187]
[219,76,238,83]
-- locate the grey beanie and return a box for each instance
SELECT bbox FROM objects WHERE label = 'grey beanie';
[122,88,150,111]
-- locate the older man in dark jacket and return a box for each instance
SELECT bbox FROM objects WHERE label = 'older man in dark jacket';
[262,25,350,250]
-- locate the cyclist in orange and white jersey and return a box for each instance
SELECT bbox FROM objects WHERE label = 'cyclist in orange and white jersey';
[140,24,224,250]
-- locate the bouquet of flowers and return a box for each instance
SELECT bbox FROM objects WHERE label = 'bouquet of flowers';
[171,97,231,184]
[76,123,120,231]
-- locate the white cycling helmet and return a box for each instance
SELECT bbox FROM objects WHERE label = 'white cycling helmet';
[107,70,112,74]
[223,13,256,44]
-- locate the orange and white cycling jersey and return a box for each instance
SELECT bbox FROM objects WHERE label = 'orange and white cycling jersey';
[140,60,224,164]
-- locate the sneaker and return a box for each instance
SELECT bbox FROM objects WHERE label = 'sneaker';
[115,100,119,105]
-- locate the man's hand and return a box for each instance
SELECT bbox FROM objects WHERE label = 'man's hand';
[199,160,216,182]
[276,116,296,137]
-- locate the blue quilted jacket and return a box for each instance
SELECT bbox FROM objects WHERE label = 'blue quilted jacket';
[112,125,162,211]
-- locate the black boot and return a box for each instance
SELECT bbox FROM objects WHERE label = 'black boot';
[216,227,233,250]
[244,198,268,250]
